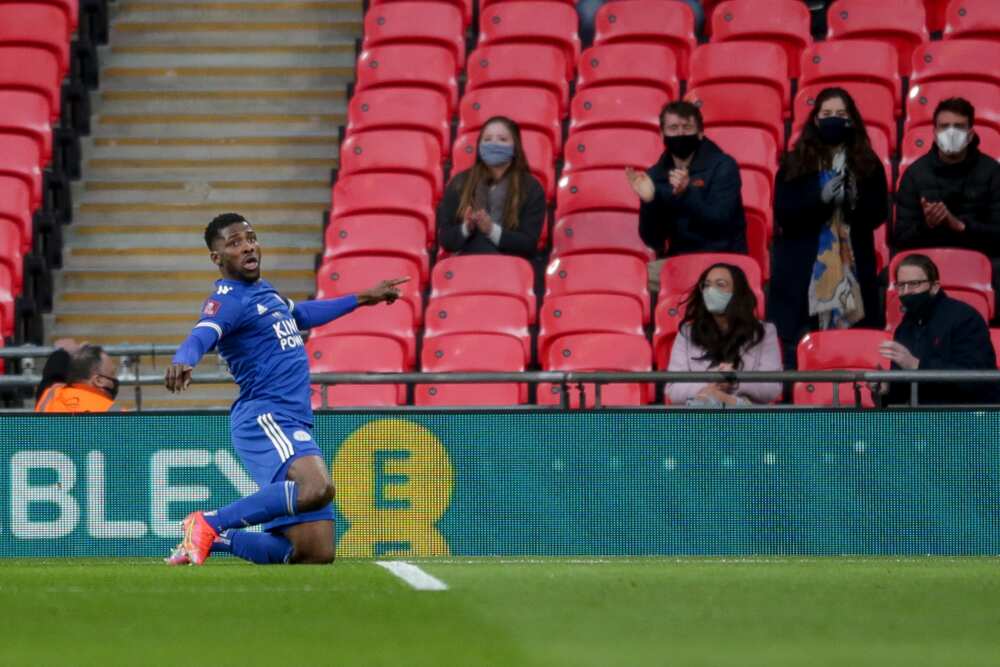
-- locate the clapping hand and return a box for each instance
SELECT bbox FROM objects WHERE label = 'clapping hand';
[821,173,846,205]
[668,167,690,195]
[625,167,655,203]
[879,341,919,370]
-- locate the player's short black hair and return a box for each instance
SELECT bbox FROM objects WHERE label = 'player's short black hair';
[659,101,704,133]
[205,213,249,250]
[67,344,105,383]
[933,97,975,127]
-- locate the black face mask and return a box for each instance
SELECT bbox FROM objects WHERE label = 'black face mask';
[664,133,701,160]
[98,375,120,400]
[816,117,854,146]
[900,291,933,318]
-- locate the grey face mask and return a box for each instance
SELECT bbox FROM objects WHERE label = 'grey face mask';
[936,127,969,155]
[702,287,733,314]
[479,142,515,166]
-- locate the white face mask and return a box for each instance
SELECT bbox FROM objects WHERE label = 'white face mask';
[702,287,733,314]
[936,127,970,155]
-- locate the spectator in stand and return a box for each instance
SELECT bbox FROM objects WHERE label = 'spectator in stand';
[627,101,747,292]
[436,116,546,260]
[35,344,120,413]
[878,253,1000,406]
[666,262,782,406]
[894,97,1000,311]
[769,87,888,368]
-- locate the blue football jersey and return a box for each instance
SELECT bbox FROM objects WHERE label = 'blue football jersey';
[194,278,312,425]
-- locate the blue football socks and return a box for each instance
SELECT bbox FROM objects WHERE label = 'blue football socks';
[212,529,293,564]
[203,480,298,533]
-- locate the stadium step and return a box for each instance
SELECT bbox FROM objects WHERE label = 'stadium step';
[46,0,356,411]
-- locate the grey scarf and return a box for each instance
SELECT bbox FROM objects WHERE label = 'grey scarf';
[473,174,510,228]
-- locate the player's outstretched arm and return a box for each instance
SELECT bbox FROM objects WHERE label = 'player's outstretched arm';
[291,277,410,330]
[357,277,409,306]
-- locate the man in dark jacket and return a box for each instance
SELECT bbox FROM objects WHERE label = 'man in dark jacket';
[626,101,747,290]
[895,97,1000,310]
[879,254,1000,406]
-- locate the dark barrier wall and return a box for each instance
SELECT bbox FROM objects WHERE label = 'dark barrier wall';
[1,411,998,557]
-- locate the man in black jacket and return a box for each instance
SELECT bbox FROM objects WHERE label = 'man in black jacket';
[626,101,747,291]
[879,254,1000,406]
[895,97,1000,311]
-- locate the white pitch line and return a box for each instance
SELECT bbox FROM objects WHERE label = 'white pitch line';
[376,560,449,591]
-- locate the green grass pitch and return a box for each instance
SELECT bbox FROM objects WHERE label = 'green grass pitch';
[2,557,999,666]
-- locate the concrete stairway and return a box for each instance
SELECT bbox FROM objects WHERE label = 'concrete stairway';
[50,0,361,409]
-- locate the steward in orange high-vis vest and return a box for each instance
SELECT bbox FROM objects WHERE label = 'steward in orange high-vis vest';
[35,344,119,413]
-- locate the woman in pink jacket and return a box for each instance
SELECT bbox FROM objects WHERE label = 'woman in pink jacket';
[667,263,782,405]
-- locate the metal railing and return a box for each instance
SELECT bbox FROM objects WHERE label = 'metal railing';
[3,340,1000,410]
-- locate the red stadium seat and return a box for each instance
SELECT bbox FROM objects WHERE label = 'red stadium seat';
[685,84,784,150]
[562,127,662,175]
[323,215,429,284]
[307,334,407,408]
[311,301,417,367]
[710,0,812,78]
[0,263,15,337]
[466,44,570,116]
[362,2,465,70]
[0,133,44,210]
[799,41,902,118]
[925,0,950,32]
[905,80,1000,136]
[793,82,898,153]
[1,0,78,33]
[0,46,61,122]
[417,333,527,406]
[708,127,779,188]
[430,255,537,324]
[866,125,893,193]
[886,248,995,328]
[793,329,890,407]
[826,0,929,77]
[911,40,1000,88]
[689,42,790,117]
[457,86,562,152]
[369,0,472,28]
[0,4,72,76]
[423,294,531,362]
[593,0,697,80]
[355,45,458,112]
[0,218,24,291]
[576,43,679,100]
[990,328,1000,367]
[550,212,653,264]
[346,88,451,158]
[0,175,32,252]
[545,253,651,324]
[899,124,1000,181]
[741,169,773,281]
[316,255,424,325]
[944,0,1000,43]
[555,168,640,221]
[451,130,556,201]
[538,293,645,363]
[568,85,670,135]
[477,1,581,80]
[538,332,653,407]
[331,173,435,244]
[339,130,443,199]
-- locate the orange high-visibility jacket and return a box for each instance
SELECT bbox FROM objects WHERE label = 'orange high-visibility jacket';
[35,383,116,413]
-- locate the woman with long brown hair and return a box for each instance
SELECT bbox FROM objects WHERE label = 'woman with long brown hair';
[436,116,546,259]
[666,263,782,405]
[768,87,888,369]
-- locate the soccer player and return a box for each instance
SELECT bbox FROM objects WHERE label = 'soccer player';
[164,213,407,565]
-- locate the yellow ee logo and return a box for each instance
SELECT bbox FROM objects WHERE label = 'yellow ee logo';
[332,418,453,558]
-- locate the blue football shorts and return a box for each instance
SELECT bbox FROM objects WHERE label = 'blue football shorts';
[230,411,335,532]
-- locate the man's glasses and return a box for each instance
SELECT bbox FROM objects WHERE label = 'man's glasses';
[896,279,930,292]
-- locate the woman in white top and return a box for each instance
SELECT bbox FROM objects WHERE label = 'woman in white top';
[667,262,782,405]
